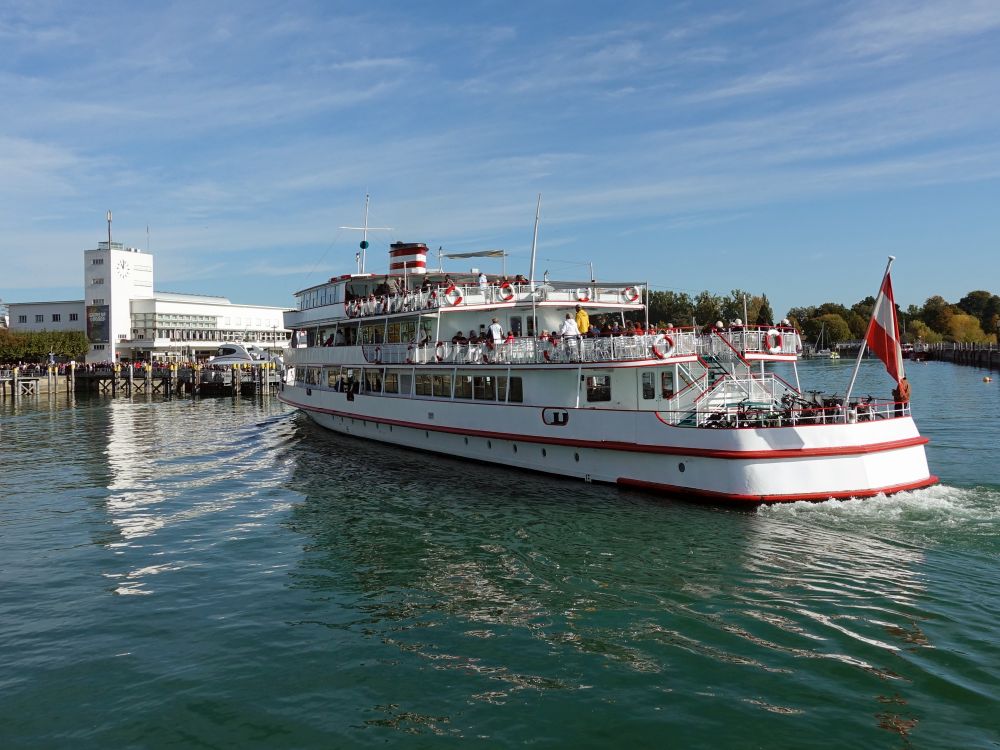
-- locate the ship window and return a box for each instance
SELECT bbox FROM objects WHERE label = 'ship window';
[473,376,496,401]
[399,373,412,396]
[509,377,523,403]
[432,374,451,398]
[586,375,611,402]
[415,374,432,396]
[642,372,655,399]
[386,323,402,344]
[454,375,473,399]
[365,369,382,394]
[662,371,675,399]
[326,368,340,388]
[510,316,522,336]
[384,371,399,394]
[496,376,524,403]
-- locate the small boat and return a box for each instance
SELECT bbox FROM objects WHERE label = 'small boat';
[807,322,841,359]
[208,342,283,368]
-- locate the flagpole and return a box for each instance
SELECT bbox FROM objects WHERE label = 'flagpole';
[845,255,895,403]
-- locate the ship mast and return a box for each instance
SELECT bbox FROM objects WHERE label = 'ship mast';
[340,193,392,274]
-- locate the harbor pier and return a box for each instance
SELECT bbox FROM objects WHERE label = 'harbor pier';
[924,343,999,371]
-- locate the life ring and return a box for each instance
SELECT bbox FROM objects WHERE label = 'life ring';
[444,284,463,306]
[651,334,674,359]
[499,282,514,302]
[622,286,640,303]
[765,328,782,355]
[435,342,447,362]
[576,288,590,303]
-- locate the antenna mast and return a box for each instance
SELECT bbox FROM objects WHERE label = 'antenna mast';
[340,193,392,274]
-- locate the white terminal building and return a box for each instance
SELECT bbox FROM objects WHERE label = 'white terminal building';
[8,240,291,363]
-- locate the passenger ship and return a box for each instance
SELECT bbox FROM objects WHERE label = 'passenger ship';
[279,242,937,503]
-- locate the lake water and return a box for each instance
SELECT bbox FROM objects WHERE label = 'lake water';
[1,359,997,748]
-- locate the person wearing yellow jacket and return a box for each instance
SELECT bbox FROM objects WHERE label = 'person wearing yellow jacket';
[575,305,590,337]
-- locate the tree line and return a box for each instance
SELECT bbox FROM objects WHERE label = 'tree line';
[645,288,999,345]
[0,331,90,363]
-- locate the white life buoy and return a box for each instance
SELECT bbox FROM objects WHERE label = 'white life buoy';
[499,282,515,302]
[444,284,463,306]
[622,286,640,303]
[576,288,590,303]
[765,328,782,355]
[435,342,447,362]
[651,334,675,359]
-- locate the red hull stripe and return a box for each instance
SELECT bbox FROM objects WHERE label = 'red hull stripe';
[278,395,930,460]
[616,475,940,503]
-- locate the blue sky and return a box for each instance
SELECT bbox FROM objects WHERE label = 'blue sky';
[2,0,999,318]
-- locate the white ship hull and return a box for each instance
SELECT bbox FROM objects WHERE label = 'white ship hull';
[279,382,936,503]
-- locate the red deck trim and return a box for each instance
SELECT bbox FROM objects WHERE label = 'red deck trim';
[278,394,930,460]
[616,475,940,503]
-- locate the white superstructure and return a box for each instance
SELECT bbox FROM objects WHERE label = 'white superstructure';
[279,242,937,504]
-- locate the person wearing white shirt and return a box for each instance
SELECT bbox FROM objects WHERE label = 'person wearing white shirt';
[560,313,581,360]
[478,272,489,301]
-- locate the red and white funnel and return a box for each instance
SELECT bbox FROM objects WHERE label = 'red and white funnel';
[389,242,428,274]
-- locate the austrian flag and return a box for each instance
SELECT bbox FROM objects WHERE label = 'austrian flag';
[865,272,905,384]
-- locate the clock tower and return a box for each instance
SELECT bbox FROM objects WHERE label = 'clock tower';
[83,237,154,363]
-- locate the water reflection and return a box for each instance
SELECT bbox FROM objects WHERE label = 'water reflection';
[283,418,951,740]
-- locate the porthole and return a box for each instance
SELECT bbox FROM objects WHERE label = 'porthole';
[574,452,580,462]
[678,462,686,473]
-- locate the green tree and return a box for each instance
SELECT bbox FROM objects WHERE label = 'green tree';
[803,313,851,345]
[947,314,988,343]
[647,290,694,328]
[755,294,774,326]
[921,295,956,334]
[908,320,942,344]
[693,291,722,327]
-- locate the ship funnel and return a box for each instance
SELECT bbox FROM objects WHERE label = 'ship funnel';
[389,242,428,274]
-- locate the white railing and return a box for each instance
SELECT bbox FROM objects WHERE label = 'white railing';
[657,374,908,427]
[361,331,699,366]
[700,326,801,359]
[343,282,645,320]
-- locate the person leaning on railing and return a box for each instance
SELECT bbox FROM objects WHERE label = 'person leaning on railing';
[891,377,911,417]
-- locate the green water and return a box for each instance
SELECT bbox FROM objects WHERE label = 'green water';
[1,360,997,748]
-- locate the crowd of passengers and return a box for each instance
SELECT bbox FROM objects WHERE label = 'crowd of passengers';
[345,272,531,303]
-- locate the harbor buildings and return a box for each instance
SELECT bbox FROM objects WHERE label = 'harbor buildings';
[8,240,290,363]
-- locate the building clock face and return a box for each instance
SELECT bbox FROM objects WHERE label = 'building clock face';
[115,259,130,279]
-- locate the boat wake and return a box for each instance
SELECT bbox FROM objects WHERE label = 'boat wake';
[760,483,1000,551]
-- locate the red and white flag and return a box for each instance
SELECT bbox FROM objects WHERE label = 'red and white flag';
[865,272,904,383]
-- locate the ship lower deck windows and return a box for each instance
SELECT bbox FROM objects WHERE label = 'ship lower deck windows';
[455,375,473,399]
[586,375,611,402]
[384,371,399,394]
[473,376,496,401]
[415,373,432,396]
[432,374,452,398]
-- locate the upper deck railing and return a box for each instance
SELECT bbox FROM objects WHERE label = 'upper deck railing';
[291,325,803,367]
[342,281,645,320]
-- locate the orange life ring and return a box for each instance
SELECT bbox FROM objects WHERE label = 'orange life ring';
[576,288,590,302]
[651,334,674,359]
[622,286,640,303]
[765,328,782,355]
[444,284,463,306]
[499,281,514,302]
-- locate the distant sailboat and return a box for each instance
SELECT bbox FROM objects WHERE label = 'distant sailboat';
[808,322,840,359]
